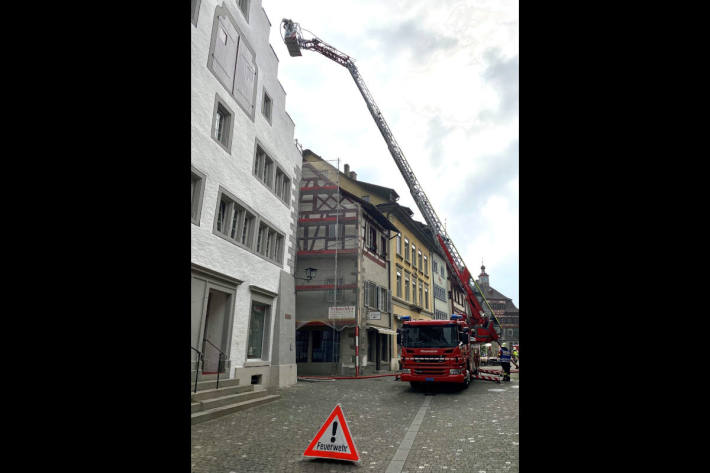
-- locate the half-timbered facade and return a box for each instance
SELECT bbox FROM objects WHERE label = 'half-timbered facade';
[295,151,399,375]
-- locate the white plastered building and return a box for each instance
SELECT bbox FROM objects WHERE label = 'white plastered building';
[191,0,302,389]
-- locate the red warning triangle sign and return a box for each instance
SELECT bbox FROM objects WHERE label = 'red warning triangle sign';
[303,404,359,462]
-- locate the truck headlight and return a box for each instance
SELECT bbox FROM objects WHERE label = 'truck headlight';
[449,369,461,375]
[401,369,411,374]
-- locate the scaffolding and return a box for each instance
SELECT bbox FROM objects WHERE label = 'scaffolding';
[295,156,360,376]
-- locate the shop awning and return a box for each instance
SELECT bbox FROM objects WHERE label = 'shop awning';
[366,325,397,335]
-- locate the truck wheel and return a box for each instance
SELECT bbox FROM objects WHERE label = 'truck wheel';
[410,382,420,391]
[462,370,471,389]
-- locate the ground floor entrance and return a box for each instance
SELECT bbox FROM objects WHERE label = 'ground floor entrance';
[191,266,239,376]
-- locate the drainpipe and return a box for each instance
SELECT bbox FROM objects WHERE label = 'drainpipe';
[355,325,359,377]
[385,210,397,369]
[355,202,362,378]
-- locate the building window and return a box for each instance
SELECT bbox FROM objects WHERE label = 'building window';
[441,265,445,278]
[424,287,429,309]
[254,146,274,189]
[418,251,423,271]
[380,235,387,258]
[211,96,234,153]
[366,281,377,308]
[412,277,417,304]
[274,168,291,205]
[256,222,284,263]
[238,0,250,22]
[191,0,201,26]
[404,239,409,261]
[214,190,256,248]
[262,89,272,124]
[396,270,402,298]
[423,255,428,275]
[208,10,257,118]
[379,287,388,312]
[405,272,410,301]
[247,301,270,359]
[411,245,417,269]
[191,167,206,225]
[368,225,377,253]
[396,234,402,255]
[418,281,423,307]
[432,259,438,274]
[434,284,447,302]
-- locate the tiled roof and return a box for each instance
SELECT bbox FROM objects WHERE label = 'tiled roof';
[480,284,518,312]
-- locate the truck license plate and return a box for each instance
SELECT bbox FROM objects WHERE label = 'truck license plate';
[425,377,434,382]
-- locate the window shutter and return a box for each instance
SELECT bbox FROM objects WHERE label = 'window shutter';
[234,40,256,113]
[212,16,238,91]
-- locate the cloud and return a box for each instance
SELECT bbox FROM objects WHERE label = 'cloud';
[366,19,458,63]
[478,48,519,122]
[425,116,455,167]
[447,139,519,214]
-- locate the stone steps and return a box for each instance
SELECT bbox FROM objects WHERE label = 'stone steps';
[191,380,245,399]
[191,388,271,414]
[191,394,281,424]
[190,374,240,391]
[190,374,280,424]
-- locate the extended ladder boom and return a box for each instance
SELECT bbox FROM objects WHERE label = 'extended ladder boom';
[282,20,502,343]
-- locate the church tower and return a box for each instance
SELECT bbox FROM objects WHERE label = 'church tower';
[478,262,489,287]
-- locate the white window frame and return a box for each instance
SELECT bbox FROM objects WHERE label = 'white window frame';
[261,88,273,125]
[211,95,234,154]
[396,269,402,298]
[191,166,206,226]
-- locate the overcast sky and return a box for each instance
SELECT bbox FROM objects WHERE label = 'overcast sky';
[263,0,519,307]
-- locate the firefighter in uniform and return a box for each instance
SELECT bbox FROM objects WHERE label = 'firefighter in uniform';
[499,343,512,381]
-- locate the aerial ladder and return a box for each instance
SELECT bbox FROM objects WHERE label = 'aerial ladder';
[281,19,504,345]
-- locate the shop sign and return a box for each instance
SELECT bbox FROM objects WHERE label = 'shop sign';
[328,306,356,320]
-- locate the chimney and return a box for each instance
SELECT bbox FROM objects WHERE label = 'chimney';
[344,163,350,175]
[350,171,357,180]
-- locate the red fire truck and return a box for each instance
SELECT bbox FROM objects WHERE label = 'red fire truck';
[397,315,480,389]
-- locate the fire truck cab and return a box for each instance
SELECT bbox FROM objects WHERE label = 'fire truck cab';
[397,315,480,389]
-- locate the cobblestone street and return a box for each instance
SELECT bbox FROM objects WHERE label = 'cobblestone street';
[191,370,519,473]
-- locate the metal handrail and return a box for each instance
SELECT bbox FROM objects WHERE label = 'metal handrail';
[202,338,227,389]
[190,346,203,393]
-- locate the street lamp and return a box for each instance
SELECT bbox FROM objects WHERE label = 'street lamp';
[295,267,318,281]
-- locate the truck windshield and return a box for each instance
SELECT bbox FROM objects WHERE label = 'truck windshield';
[401,325,458,348]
